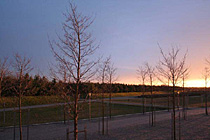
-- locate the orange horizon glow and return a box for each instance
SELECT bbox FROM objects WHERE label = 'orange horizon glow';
[117,78,207,88]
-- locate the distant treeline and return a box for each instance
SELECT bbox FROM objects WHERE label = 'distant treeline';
[0,74,207,97]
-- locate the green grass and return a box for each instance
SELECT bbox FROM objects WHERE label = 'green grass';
[0,92,167,109]
[112,96,210,108]
[0,102,166,127]
[0,95,65,109]
[92,91,168,98]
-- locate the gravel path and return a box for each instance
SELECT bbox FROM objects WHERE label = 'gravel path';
[0,108,209,140]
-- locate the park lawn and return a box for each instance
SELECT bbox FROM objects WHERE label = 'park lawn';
[112,96,210,108]
[0,91,167,109]
[92,91,168,98]
[0,102,166,127]
[0,95,66,109]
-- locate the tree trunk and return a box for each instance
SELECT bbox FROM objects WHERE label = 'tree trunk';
[102,92,105,135]
[109,88,112,118]
[142,84,145,114]
[168,79,170,112]
[151,80,154,126]
[74,83,79,140]
[205,92,208,115]
[172,77,176,140]
[19,92,23,140]
[0,84,2,97]
[183,94,186,119]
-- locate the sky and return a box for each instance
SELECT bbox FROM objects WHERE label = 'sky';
[0,0,210,87]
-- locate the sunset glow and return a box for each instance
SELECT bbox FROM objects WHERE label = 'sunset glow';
[0,0,210,87]
[185,79,206,88]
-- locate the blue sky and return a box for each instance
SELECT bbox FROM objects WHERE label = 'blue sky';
[0,0,210,86]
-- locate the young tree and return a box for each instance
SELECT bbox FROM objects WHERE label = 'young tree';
[181,69,189,119]
[145,62,155,126]
[12,53,33,140]
[202,67,209,115]
[96,56,117,134]
[137,66,147,114]
[158,46,187,140]
[49,3,98,140]
[0,57,10,97]
[97,57,110,135]
[156,62,171,112]
[106,57,117,118]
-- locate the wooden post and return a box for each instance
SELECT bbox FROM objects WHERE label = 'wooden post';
[88,93,91,121]
[106,103,109,135]
[98,100,100,134]
[205,92,208,115]
[13,109,16,140]
[182,93,185,120]
[109,90,112,119]
[66,128,69,140]
[171,112,173,140]
[27,108,30,140]
[154,100,156,126]
[179,111,181,140]
[3,102,5,129]
[168,96,170,112]
[149,111,151,126]
[84,126,87,140]
[102,93,105,135]
[142,96,145,114]
[64,103,66,124]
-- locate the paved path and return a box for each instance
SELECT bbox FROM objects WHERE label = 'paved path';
[0,107,209,140]
[0,96,138,112]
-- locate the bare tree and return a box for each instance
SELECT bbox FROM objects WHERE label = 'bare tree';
[156,61,171,112]
[158,46,187,140]
[49,62,71,84]
[181,68,189,120]
[0,57,10,97]
[49,3,98,140]
[106,57,117,119]
[49,62,72,124]
[145,62,155,126]
[137,66,147,114]
[97,56,110,135]
[12,53,33,140]
[202,67,209,115]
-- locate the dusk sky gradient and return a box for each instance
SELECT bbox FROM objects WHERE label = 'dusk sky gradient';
[1,0,210,87]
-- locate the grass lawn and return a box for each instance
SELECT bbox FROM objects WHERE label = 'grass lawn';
[112,95,210,108]
[0,95,66,109]
[93,91,168,98]
[0,91,167,109]
[0,102,166,127]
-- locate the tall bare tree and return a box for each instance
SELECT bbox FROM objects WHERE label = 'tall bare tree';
[0,57,10,97]
[97,56,110,135]
[202,67,209,115]
[157,61,171,112]
[12,53,33,140]
[137,66,147,114]
[106,57,117,118]
[158,46,187,140]
[181,68,189,120]
[145,62,155,126]
[49,3,98,140]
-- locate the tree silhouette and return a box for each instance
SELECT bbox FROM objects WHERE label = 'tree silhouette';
[12,53,33,140]
[137,65,147,114]
[0,57,10,97]
[158,46,188,140]
[49,3,98,140]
